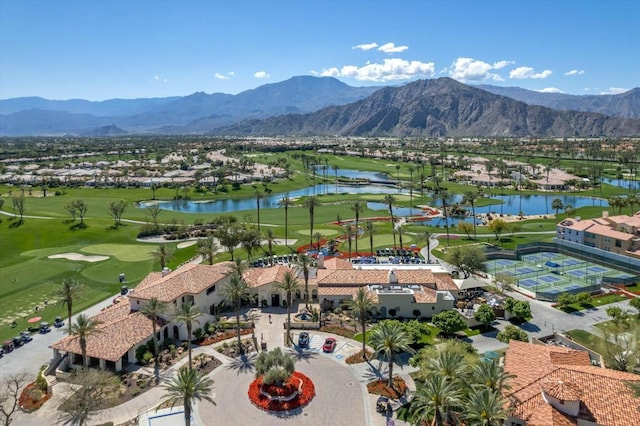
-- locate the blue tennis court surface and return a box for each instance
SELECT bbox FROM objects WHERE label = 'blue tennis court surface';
[519,279,538,288]
[516,267,537,274]
[567,270,586,278]
[495,259,515,266]
[588,266,608,273]
[563,259,581,266]
[539,275,562,283]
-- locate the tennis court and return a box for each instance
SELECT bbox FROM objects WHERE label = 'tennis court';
[487,251,637,301]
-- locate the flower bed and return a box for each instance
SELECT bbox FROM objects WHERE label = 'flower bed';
[367,377,408,399]
[248,371,315,412]
[320,325,356,339]
[200,328,253,346]
[345,349,374,365]
[19,382,51,412]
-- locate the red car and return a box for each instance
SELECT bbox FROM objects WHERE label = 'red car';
[322,337,337,353]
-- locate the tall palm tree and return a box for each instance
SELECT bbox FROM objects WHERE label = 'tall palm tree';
[407,165,415,215]
[365,221,375,256]
[173,302,201,369]
[240,228,261,261]
[55,278,84,334]
[346,288,374,358]
[161,368,215,426]
[369,320,414,388]
[140,297,168,384]
[333,165,339,194]
[221,273,251,353]
[410,375,462,426]
[345,224,357,260]
[312,231,324,252]
[464,388,509,426]
[264,228,278,265]
[438,191,451,247]
[227,258,249,277]
[303,196,320,250]
[462,190,479,240]
[296,253,313,307]
[419,230,433,263]
[197,234,218,265]
[278,195,294,247]
[253,190,265,231]
[383,194,397,249]
[469,359,514,393]
[423,350,466,384]
[350,200,366,256]
[70,314,101,368]
[277,270,301,345]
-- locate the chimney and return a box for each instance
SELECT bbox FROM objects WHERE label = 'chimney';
[388,269,398,285]
[602,211,609,218]
[161,267,171,277]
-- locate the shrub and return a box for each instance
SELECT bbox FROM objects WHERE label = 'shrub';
[497,325,529,343]
[142,352,154,364]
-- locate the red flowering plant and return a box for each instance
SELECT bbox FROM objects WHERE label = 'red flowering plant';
[247,348,315,412]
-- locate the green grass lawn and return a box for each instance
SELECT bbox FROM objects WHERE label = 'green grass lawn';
[557,293,627,313]
[564,329,607,353]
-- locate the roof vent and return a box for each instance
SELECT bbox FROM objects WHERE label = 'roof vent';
[161,267,171,277]
[388,269,398,284]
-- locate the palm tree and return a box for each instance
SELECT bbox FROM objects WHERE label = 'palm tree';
[369,320,414,388]
[410,375,462,426]
[364,221,375,255]
[70,314,101,368]
[277,270,301,345]
[607,195,627,215]
[278,195,294,246]
[345,224,356,260]
[264,228,278,265]
[333,165,339,194]
[464,388,509,426]
[469,359,514,393]
[551,198,564,216]
[227,258,249,277]
[161,368,215,426]
[627,193,640,215]
[240,228,261,261]
[419,230,433,263]
[462,190,479,240]
[55,278,84,334]
[197,234,218,265]
[221,273,251,353]
[253,190,265,231]
[140,297,168,384]
[173,302,201,369]
[303,196,320,250]
[296,253,313,307]
[350,200,366,256]
[346,288,374,358]
[312,231,324,252]
[423,349,466,384]
[153,244,174,270]
[437,191,451,247]
[407,165,415,215]
[383,194,397,249]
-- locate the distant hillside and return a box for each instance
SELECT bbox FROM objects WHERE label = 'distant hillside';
[81,124,127,136]
[0,76,379,135]
[477,85,640,119]
[211,78,640,137]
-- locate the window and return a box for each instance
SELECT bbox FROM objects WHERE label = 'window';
[206,285,216,295]
[615,240,622,248]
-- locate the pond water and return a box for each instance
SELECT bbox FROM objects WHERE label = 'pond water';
[602,177,639,190]
[315,166,394,182]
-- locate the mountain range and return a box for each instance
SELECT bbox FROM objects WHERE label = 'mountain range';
[1,76,638,137]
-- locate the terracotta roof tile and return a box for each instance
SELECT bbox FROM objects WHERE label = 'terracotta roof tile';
[50,299,156,362]
[318,269,435,286]
[132,262,232,302]
[322,257,353,270]
[243,264,297,288]
[433,273,459,291]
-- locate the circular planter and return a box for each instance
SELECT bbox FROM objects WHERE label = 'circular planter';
[248,371,315,412]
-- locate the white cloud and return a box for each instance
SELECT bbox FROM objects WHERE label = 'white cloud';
[214,73,230,80]
[447,57,508,82]
[538,87,564,93]
[378,42,409,53]
[254,71,270,79]
[154,75,168,83]
[352,42,378,51]
[318,58,435,82]
[509,66,552,79]
[600,87,628,95]
[564,69,585,76]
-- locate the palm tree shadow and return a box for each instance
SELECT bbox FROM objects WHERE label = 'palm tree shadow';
[285,347,318,363]
[53,408,94,426]
[361,359,386,382]
[226,352,257,375]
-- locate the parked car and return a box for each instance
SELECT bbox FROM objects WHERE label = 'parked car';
[53,316,65,328]
[322,337,337,353]
[20,331,33,343]
[298,332,310,348]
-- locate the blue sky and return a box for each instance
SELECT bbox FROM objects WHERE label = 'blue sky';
[1,0,638,101]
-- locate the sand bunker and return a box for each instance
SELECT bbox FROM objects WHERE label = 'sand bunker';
[48,253,109,262]
[177,240,198,249]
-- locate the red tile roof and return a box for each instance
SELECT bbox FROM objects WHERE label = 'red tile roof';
[243,264,298,288]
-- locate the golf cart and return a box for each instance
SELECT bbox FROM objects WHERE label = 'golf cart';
[39,321,51,333]
[12,336,24,348]
[54,316,65,328]
[376,396,393,414]
[20,330,33,343]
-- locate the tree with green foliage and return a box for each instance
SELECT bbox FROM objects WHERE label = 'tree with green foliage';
[598,317,640,372]
[497,325,529,343]
[173,302,201,369]
[197,234,218,265]
[419,229,434,263]
[575,292,592,306]
[255,347,296,385]
[70,314,102,367]
[432,310,466,336]
[457,221,473,239]
[369,320,414,388]
[221,273,251,353]
[277,270,300,345]
[303,195,320,250]
[630,297,640,316]
[350,199,366,256]
[505,299,531,322]
[551,198,564,216]
[464,387,510,426]
[153,244,174,270]
[11,194,25,223]
[364,220,376,256]
[556,292,576,308]
[161,368,215,426]
[411,374,462,426]
[215,222,241,261]
[296,253,313,307]
[346,287,374,358]
[278,195,294,247]
[383,194,397,249]
[253,190,265,231]
[55,278,84,334]
[140,297,168,384]
[107,199,127,227]
[462,190,480,240]
[488,218,508,242]
[264,228,278,264]
[445,245,487,279]
[474,304,496,328]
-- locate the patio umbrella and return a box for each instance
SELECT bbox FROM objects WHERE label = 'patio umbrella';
[27,316,42,323]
